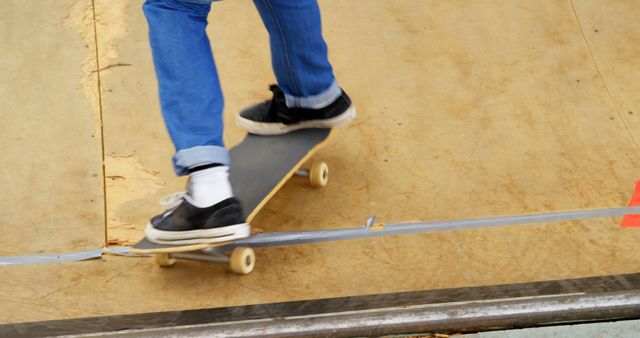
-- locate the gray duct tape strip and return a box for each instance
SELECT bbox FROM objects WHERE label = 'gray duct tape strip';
[2,206,640,266]
[0,247,147,267]
[0,249,104,267]
[223,206,640,249]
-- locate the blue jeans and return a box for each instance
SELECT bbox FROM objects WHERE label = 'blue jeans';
[143,0,341,176]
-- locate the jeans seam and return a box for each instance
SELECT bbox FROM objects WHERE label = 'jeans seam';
[261,0,300,105]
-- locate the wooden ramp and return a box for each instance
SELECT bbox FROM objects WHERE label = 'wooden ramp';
[2,0,640,325]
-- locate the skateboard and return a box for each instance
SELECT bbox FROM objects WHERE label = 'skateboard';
[130,128,333,274]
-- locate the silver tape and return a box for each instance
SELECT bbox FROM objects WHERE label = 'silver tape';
[2,206,639,266]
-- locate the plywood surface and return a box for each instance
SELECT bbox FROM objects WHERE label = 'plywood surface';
[573,0,640,144]
[3,0,640,324]
[0,0,104,255]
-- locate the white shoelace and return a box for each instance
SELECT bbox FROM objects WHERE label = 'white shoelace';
[158,191,199,216]
[159,191,186,210]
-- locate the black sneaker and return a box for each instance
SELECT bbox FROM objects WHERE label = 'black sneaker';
[145,193,250,245]
[235,84,356,135]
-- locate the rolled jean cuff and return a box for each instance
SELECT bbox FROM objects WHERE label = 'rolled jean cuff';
[285,80,342,109]
[173,145,230,176]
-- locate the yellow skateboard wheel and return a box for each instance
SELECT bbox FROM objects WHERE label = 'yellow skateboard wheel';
[229,247,255,275]
[154,253,176,267]
[309,160,329,188]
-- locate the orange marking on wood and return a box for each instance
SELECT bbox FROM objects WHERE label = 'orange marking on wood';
[621,180,640,227]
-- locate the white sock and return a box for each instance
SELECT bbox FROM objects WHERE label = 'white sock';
[186,166,234,208]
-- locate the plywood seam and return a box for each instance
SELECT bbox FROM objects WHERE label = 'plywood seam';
[569,0,640,153]
[90,0,108,247]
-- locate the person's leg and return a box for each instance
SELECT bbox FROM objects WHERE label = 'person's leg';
[236,0,355,135]
[143,0,249,245]
[254,0,338,108]
[144,0,227,176]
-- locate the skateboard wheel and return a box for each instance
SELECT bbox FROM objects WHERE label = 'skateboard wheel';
[154,253,176,267]
[309,160,329,188]
[229,247,255,275]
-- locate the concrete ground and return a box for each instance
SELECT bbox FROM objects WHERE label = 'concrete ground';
[2,0,640,324]
[465,319,640,337]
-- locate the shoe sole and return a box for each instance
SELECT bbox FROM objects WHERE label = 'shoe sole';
[235,104,356,136]
[145,222,251,245]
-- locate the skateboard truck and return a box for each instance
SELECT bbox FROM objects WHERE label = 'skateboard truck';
[295,169,309,177]
[153,247,256,275]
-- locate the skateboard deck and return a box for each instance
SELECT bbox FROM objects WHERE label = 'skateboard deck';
[230,128,331,222]
[131,128,332,257]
